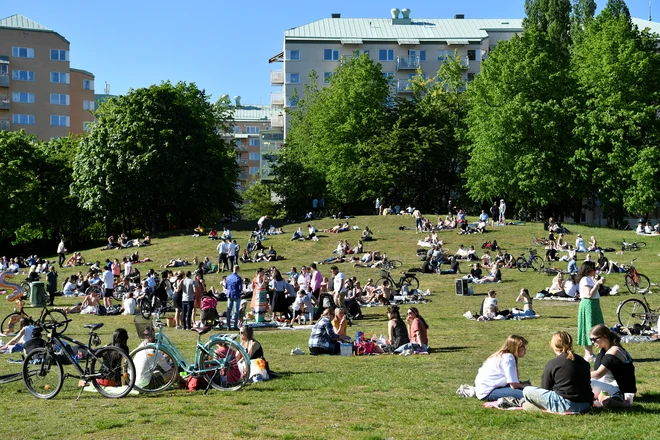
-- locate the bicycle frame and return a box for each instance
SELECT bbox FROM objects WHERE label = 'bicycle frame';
[42,327,101,380]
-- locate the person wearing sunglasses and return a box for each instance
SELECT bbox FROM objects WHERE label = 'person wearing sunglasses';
[589,324,636,407]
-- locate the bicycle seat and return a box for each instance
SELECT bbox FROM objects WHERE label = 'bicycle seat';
[83,323,104,330]
[154,320,167,328]
[193,325,212,336]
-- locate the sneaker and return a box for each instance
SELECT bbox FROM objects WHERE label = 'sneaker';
[496,397,522,408]
[456,384,476,398]
[291,347,304,355]
[603,394,627,408]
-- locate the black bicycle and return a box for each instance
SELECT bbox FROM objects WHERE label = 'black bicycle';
[1,301,68,335]
[376,269,419,292]
[22,320,136,400]
[516,248,544,273]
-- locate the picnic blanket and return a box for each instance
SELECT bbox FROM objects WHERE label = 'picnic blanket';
[463,311,540,321]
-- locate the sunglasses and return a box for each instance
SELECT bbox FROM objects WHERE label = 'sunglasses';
[590,336,601,343]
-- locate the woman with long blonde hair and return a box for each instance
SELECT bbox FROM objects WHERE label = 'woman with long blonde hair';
[522,331,593,413]
[474,335,529,401]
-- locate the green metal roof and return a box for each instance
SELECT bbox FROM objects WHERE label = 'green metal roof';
[233,104,282,122]
[70,67,95,77]
[632,18,660,36]
[284,18,524,42]
[0,14,50,31]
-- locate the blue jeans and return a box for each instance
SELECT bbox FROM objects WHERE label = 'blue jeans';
[523,386,592,413]
[484,386,524,401]
[182,301,194,329]
[227,297,240,329]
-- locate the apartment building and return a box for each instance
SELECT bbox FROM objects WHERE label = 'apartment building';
[0,14,94,140]
[230,101,283,190]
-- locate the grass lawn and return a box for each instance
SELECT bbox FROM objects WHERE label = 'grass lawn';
[1,215,660,439]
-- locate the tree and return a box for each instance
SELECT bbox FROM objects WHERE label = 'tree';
[72,81,240,234]
[240,182,277,220]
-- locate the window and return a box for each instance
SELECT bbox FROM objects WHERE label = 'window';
[409,50,426,62]
[83,121,93,131]
[233,126,241,133]
[83,79,94,90]
[12,70,34,81]
[364,50,370,59]
[12,92,35,103]
[50,93,70,105]
[323,72,333,84]
[249,152,260,160]
[0,65,7,75]
[286,73,300,84]
[467,72,475,82]
[323,49,339,61]
[249,167,260,175]
[12,114,35,125]
[50,72,70,84]
[12,47,34,58]
[246,126,260,134]
[50,49,69,61]
[382,72,395,84]
[285,50,300,60]
[379,49,394,61]
[288,96,299,107]
[83,100,95,111]
[50,115,70,127]
[438,50,452,61]
[467,50,476,61]
[249,139,260,147]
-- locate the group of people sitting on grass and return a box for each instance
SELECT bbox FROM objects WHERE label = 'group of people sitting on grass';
[102,234,151,250]
[462,326,636,413]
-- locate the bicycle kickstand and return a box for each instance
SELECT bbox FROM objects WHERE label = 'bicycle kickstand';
[203,371,217,395]
[76,380,89,401]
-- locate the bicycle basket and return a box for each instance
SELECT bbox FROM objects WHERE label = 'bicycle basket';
[380,269,390,278]
[134,315,155,341]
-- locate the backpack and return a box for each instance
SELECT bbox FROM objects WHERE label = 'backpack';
[106,305,121,315]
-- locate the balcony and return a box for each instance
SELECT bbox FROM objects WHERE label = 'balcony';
[0,74,8,87]
[0,119,9,131]
[237,158,249,166]
[0,96,9,109]
[271,114,284,127]
[396,79,413,94]
[270,70,284,85]
[236,145,248,151]
[271,92,284,107]
[396,56,420,70]
[238,172,248,180]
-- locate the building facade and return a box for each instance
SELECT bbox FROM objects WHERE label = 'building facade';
[0,14,94,140]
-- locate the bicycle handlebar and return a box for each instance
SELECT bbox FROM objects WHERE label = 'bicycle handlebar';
[39,318,72,330]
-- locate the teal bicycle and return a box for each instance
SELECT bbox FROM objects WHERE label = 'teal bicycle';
[129,317,250,394]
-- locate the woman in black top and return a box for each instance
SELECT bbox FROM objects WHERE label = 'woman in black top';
[440,256,460,275]
[590,324,636,407]
[383,305,410,353]
[522,331,593,414]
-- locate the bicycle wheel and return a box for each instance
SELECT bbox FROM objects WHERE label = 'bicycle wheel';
[129,345,178,393]
[114,285,127,301]
[140,299,153,319]
[636,274,651,294]
[516,257,528,273]
[21,280,30,295]
[42,310,68,334]
[530,256,544,272]
[90,346,136,398]
[617,298,650,327]
[401,275,419,291]
[388,260,402,269]
[380,261,393,271]
[78,257,86,266]
[634,242,647,249]
[1,312,23,335]
[376,278,390,289]
[201,339,250,391]
[22,347,64,399]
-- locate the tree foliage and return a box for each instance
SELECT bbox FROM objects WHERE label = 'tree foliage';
[240,182,278,220]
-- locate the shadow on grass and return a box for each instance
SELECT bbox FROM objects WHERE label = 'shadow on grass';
[433,346,473,353]
[545,316,571,319]
[633,358,660,363]
[635,392,660,403]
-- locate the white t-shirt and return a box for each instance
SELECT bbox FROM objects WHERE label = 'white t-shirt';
[474,353,519,399]
[124,261,133,277]
[103,270,115,290]
[57,241,65,253]
[564,280,578,298]
[579,276,599,299]
[483,297,498,318]
[258,216,267,226]
[122,298,136,315]
[134,340,173,388]
[298,273,311,292]
[333,272,345,294]
[228,242,237,257]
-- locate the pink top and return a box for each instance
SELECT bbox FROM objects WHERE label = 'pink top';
[310,270,322,292]
[410,318,428,346]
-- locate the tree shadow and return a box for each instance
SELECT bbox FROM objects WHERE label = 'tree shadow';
[633,358,660,363]
[432,346,473,353]
[635,392,660,403]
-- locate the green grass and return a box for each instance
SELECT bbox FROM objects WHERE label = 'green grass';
[2,216,660,439]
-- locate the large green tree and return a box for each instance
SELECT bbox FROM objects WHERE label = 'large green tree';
[72,81,240,234]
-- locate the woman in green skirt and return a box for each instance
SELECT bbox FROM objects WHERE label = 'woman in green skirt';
[577,261,605,361]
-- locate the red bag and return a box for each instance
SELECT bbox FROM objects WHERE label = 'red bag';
[356,340,375,356]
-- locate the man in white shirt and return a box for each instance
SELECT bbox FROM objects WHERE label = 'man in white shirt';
[102,267,115,308]
[257,215,268,231]
[57,239,66,268]
[217,239,230,272]
[331,265,347,314]
[412,208,422,233]
[228,239,237,271]
[297,266,311,293]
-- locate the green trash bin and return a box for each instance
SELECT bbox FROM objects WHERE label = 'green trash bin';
[30,281,46,308]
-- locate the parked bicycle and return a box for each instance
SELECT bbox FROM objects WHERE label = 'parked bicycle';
[376,269,420,292]
[1,299,68,335]
[516,248,544,273]
[22,320,136,399]
[623,260,650,294]
[129,316,250,394]
[139,291,170,319]
[379,259,402,271]
[613,239,646,252]
[531,236,549,247]
[617,290,659,329]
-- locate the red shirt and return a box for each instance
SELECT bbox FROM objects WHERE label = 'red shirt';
[410,318,428,346]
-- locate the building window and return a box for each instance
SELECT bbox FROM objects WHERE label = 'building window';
[467,50,476,61]
[83,100,95,111]
[246,126,260,134]
[50,115,70,127]
[83,79,94,90]
[288,96,299,107]
[438,50,452,61]
[50,93,70,105]
[467,72,475,82]
[233,126,241,133]
[379,49,394,61]
[249,167,260,175]
[83,121,93,131]
[50,49,69,61]
[12,47,34,58]
[286,50,300,60]
[12,114,35,125]
[12,92,35,103]
[286,73,300,84]
[382,72,395,84]
[249,152,260,160]
[249,139,260,147]
[323,49,339,61]
[50,72,70,84]
[12,70,35,81]
[324,72,333,84]
[0,65,7,75]
[364,50,370,59]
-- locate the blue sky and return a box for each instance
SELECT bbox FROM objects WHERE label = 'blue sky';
[5,0,654,104]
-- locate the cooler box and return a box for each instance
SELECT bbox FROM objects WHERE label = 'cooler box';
[30,281,46,307]
[340,343,353,357]
[455,279,469,296]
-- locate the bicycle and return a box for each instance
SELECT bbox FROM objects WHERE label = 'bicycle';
[623,260,650,294]
[376,269,419,292]
[613,239,646,252]
[22,320,136,400]
[138,291,171,319]
[531,236,549,247]
[1,299,68,335]
[379,259,402,271]
[516,248,544,273]
[617,290,659,329]
[129,316,250,394]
